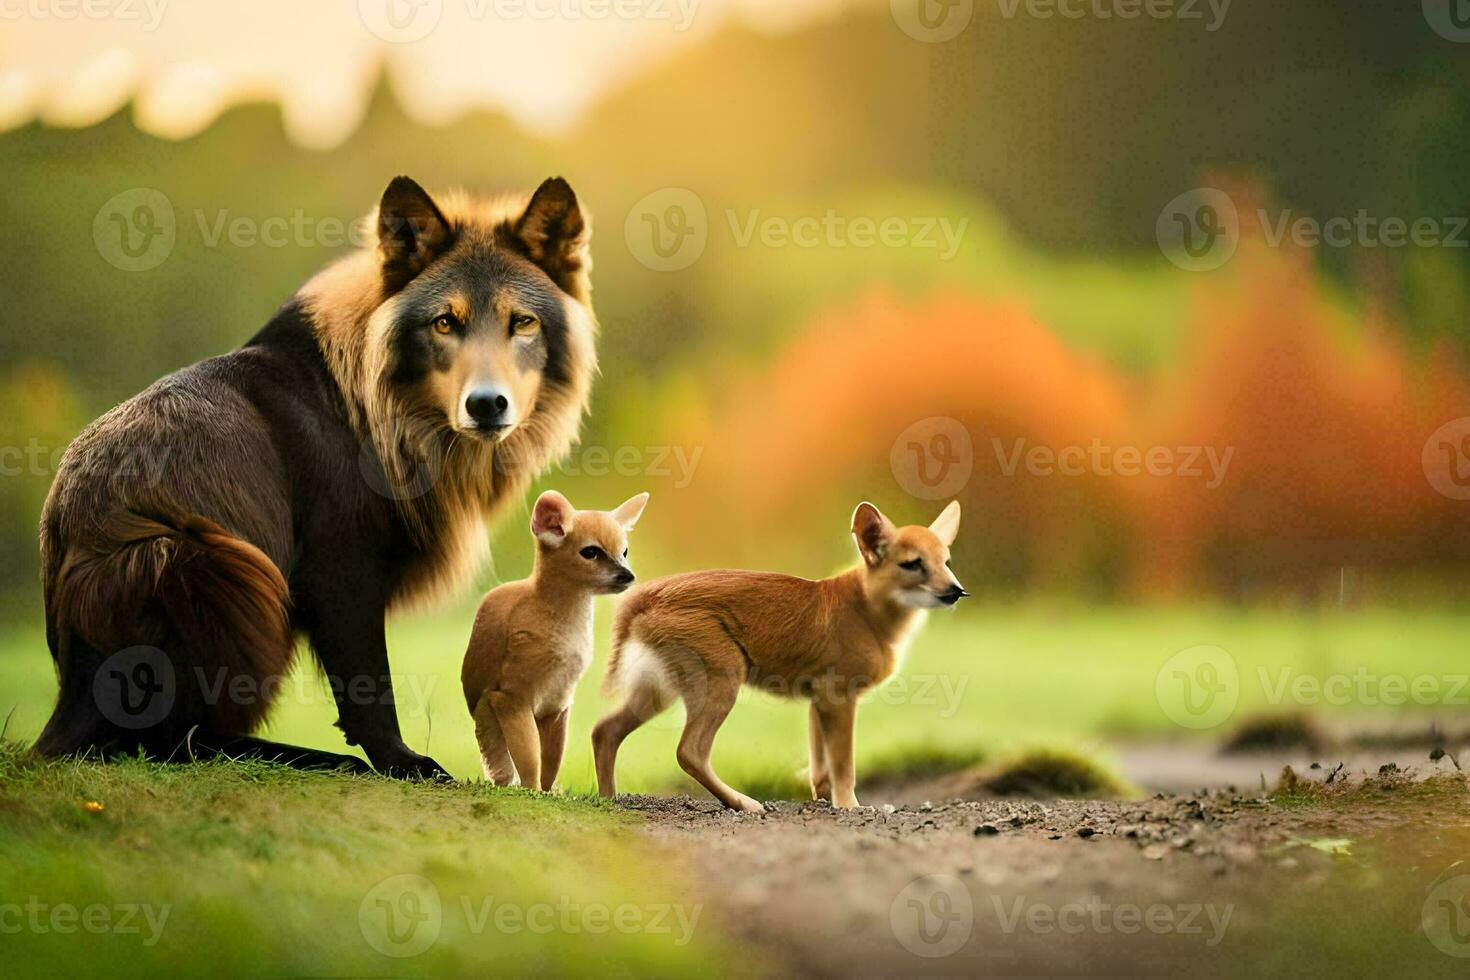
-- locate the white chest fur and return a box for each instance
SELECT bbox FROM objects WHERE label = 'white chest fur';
[533,599,595,717]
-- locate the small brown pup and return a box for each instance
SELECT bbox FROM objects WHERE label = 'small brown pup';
[594,500,965,812]
[463,489,648,790]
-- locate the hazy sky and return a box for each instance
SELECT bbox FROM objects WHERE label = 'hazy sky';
[0,0,845,147]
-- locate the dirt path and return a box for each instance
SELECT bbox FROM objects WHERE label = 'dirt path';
[618,769,1470,976]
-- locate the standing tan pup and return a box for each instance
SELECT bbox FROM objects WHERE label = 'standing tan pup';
[594,500,965,812]
[463,489,648,790]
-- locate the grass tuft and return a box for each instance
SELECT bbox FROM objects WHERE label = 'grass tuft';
[1270,764,1466,808]
[1221,713,1330,754]
[971,746,1134,799]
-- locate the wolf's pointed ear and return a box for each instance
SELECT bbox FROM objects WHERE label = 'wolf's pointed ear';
[851,501,895,567]
[378,176,452,293]
[929,500,962,547]
[532,490,575,546]
[515,177,591,304]
[612,492,650,531]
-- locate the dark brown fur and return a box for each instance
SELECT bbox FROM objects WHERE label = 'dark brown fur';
[34,176,596,777]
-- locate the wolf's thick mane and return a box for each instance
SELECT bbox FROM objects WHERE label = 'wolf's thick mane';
[298,190,597,608]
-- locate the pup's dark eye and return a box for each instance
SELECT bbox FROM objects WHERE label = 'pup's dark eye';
[431,313,458,336]
[623,547,628,558]
[510,313,540,336]
[579,546,604,560]
[899,558,924,572]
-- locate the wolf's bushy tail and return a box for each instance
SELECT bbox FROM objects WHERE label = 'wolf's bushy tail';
[35,510,293,758]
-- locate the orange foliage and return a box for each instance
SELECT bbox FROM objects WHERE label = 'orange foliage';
[680,258,1470,599]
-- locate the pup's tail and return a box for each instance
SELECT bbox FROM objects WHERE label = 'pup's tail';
[601,600,636,698]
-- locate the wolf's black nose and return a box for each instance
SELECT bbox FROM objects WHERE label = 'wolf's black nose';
[939,585,969,606]
[466,389,510,427]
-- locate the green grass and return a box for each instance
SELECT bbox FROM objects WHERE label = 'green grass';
[4,603,1470,800]
[3,607,1469,974]
[0,742,750,977]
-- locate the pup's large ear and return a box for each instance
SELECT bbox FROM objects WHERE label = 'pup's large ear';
[531,490,575,546]
[851,501,895,567]
[929,500,961,547]
[611,492,650,531]
[514,177,591,304]
[378,176,452,293]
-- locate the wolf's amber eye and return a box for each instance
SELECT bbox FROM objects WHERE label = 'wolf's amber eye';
[431,314,457,336]
[579,545,604,560]
[511,313,540,336]
[899,558,923,572]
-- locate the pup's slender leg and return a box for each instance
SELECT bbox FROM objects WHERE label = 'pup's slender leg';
[592,680,670,798]
[490,693,541,791]
[677,675,763,813]
[537,707,569,792]
[815,699,860,808]
[807,702,831,802]
[472,698,514,786]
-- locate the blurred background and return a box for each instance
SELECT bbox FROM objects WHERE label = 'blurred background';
[1,0,1469,788]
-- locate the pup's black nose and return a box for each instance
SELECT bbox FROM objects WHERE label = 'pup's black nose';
[613,567,636,587]
[465,389,510,428]
[939,585,969,606]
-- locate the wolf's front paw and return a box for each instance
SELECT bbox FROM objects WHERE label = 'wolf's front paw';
[369,743,452,781]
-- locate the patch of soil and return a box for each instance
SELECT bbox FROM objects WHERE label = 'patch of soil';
[618,770,1470,976]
